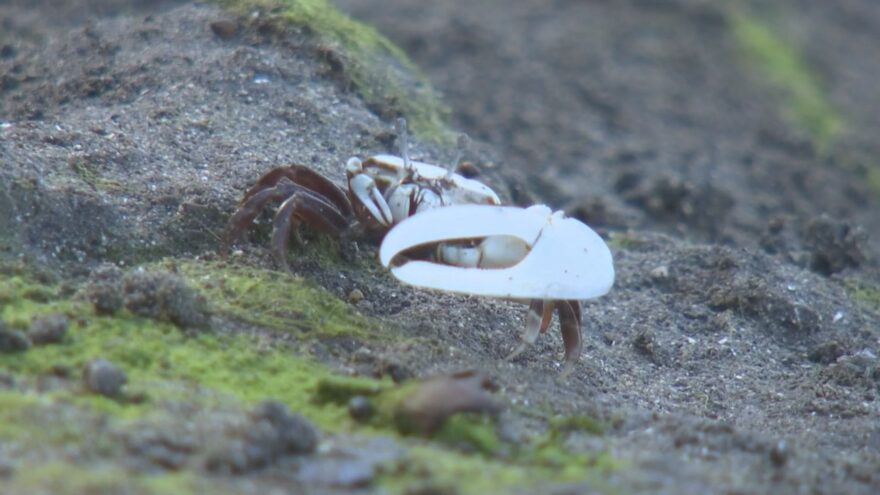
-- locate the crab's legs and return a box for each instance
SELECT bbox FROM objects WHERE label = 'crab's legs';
[238,165,351,215]
[507,299,583,376]
[269,189,350,270]
[224,165,354,270]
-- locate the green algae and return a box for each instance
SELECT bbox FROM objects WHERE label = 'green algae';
[5,463,213,495]
[844,279,880,313]
[431,414,501,456]
[67,157,124,192]
[0,266,378,429]
[606,231,644,250]
[174,259,382,340]
[214,0,452,142]
[382,440,617,495]
[729,9,843,152]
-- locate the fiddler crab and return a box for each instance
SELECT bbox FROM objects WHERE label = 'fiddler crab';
[225,118,614,375]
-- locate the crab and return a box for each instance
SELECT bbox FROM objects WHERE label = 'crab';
[225,118,614,374]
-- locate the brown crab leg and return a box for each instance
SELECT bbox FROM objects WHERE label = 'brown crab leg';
[240,165,352,217]
[225,183,304,248]
[506,299,555,361]
[557,300,583,378]
[271,190,350,271]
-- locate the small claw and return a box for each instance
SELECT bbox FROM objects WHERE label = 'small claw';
[350,174,392,226]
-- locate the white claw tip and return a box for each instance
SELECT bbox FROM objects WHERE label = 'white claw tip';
[346,157,363,174]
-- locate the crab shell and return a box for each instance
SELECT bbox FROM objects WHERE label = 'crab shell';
[365,154,501,207]
[379,204,615,300]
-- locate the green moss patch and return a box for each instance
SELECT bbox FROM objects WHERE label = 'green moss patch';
[6,463,217,495]
[730,10,843,152]
[383,440,617,495]
[0,266,380,428]
[215,0,452,142]
[175,259,381,340]
[844,279,880,313]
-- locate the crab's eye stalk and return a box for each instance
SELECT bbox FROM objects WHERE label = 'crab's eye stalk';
[395,117,412,175]
[346,157,363,175]
[446,133,470,180]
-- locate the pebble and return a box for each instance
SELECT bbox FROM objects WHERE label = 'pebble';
[348,288,365,304]
[29,313,69,345]
[347,396,375,422]
[250,400,319,455]
[769,440,788,467]
[83,358,127,397]
[649,265,670,280]
[209,19,239,40]
[0,322,30,353]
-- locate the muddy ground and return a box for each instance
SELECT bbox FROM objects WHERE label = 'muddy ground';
[1,0,880,494]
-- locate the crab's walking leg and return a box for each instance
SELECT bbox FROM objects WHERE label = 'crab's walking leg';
[225,165,353,251]
[240,165,351,216]
[226,183,302,248]
[271,190,350,271]
[506,299,554,361]
[557,300,583,377]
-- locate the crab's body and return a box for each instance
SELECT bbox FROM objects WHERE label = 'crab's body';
[226,119,614,375]
[344,154,500,232]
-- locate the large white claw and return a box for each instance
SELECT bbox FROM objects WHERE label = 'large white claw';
[379,204,615,299]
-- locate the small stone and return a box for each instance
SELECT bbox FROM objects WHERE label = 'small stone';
[394,370,500,436]
[299,458,375,488]
[348,288,365,304]
[0,371,15,388]
[83,358,127,397]
[0,44,16,59]
[123,271,210,329]
[0,457,12,478]
[0,322,30,353]
[29,313,69,345]
[649,265,669,280]
[210,19,239,40]
[348,396,375,422]
[808,341,846,364]
[769,440,788,467]
[384,361,414,384]
[82,264,124,315]
[249,400,319,455]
